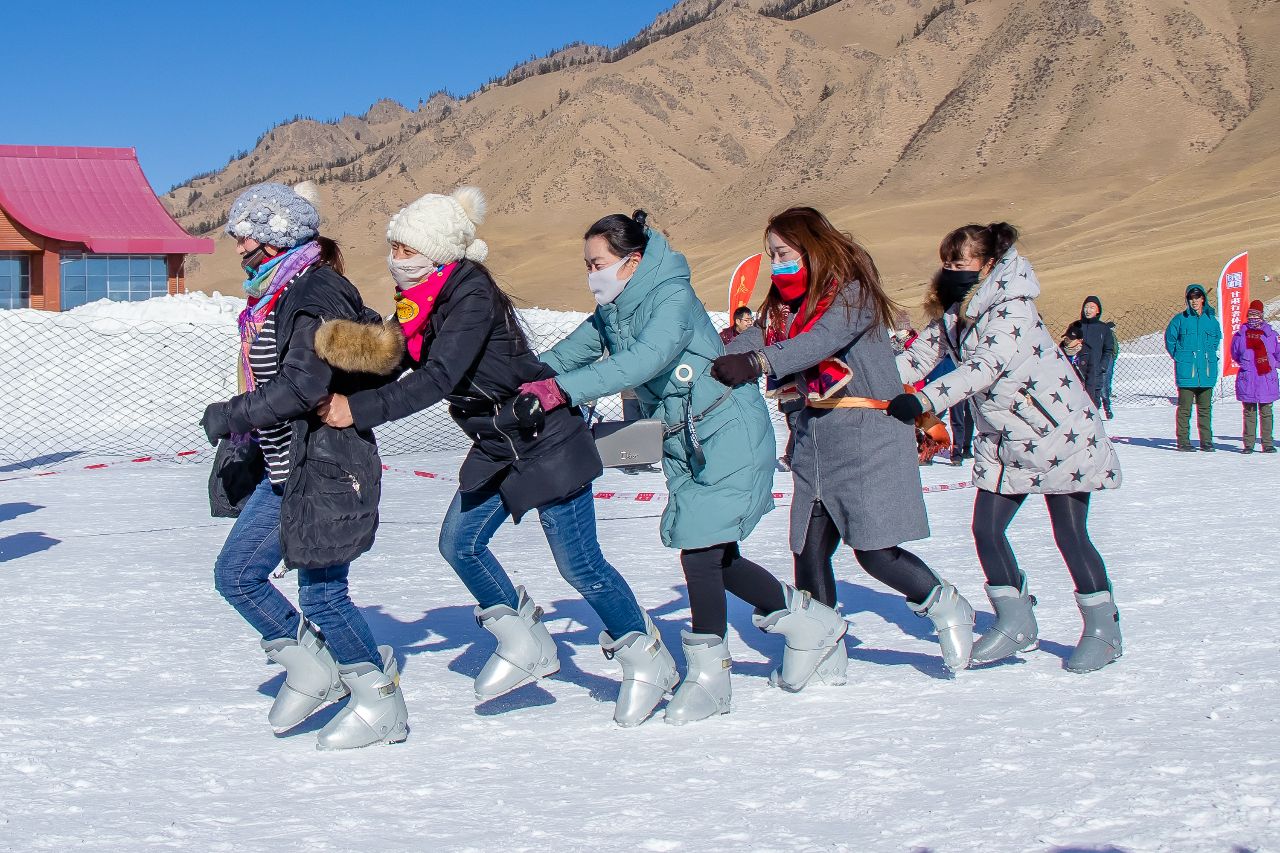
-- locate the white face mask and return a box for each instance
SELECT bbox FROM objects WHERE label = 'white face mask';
[587,256,633,306]
[387,252,438,290]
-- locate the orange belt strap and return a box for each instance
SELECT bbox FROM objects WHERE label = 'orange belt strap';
[805,396,888,410]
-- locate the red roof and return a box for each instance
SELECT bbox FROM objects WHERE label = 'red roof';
[0,145,214,254]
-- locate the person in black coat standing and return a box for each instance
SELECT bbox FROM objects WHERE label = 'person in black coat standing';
[1078,296,1116,417]
[317,187,678,727]
[201,182,409,750]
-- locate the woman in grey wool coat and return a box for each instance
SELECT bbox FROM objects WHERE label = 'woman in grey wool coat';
[893,223,1123,673]
[712,206,976,677]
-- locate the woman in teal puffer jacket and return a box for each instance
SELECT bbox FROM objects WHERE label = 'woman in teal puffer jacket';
[520,211,847,724]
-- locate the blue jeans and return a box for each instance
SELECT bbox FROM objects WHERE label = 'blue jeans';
[439,485,647,639]
[213,478,381,666]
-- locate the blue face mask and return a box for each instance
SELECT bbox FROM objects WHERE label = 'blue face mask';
[771,260,801,276]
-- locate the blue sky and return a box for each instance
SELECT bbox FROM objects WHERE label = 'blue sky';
[0,1,676,193]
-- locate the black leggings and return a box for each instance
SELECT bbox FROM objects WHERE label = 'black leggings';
[794,501,939,607]
[681,542,787,637]
[971,490,1110,594]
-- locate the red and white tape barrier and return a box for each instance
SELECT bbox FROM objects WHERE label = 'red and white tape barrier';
[0,449,207,483]
[2,452,976,499]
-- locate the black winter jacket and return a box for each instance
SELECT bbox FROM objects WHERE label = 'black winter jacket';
[341,261,602,520]
[205,264,386,569]
[1078,296,1116,401]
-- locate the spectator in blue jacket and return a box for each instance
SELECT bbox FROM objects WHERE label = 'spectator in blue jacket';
[1164,284,1222,451]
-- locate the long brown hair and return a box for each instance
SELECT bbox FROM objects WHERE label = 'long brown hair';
[758,207,897,333]
[316,236,345,275]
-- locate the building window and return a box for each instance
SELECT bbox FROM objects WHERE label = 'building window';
[60,253,169,310]
[0,253,31,309]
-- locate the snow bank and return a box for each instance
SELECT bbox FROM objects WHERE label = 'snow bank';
[64,291,245,327]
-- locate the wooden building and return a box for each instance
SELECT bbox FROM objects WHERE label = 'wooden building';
[0,145,213,311]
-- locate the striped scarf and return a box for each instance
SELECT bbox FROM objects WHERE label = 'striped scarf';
[236,241,321,391]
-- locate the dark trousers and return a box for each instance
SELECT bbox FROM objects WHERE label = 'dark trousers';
[793,501,939,607]
[1176,387,1214,448]
[681,543,786,637]
[1243,402,1275,450]
[949,402,975,457]
[971,489,1110,594]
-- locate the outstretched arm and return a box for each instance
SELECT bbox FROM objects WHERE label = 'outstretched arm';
[552,285,696,405]
[346,287,494,430]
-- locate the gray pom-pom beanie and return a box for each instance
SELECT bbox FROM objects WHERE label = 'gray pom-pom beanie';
[225,182,320,248]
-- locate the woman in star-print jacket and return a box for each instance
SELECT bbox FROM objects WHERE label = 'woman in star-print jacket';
[896,223,1123,674]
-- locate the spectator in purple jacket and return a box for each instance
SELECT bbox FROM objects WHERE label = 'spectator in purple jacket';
[1230,300,1280,453]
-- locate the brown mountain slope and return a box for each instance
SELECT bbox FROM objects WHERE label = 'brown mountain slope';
[165,0,1280,327]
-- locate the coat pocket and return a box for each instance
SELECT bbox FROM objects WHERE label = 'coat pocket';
[1009,388,1059,438]
[688,415,752,487]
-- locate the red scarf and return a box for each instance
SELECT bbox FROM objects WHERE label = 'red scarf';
[763,282,852,399]
[1246,326,1272,376]
[395,262,458,360]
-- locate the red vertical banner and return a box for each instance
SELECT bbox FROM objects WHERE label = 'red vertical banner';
[728,253,763,315]
[1217,252,1249,378]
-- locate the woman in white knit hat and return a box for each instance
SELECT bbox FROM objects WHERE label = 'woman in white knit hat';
[202,181,410,749]
[316,187,680,727]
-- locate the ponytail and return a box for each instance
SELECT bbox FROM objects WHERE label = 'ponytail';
[939,222,1020,267]
[986,222,1019,264]
[316,236,345,275]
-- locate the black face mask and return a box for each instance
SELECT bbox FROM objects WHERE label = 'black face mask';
[937,267,981,308]
[241,244,273,275]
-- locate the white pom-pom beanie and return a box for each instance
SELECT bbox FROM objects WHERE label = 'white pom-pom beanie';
[386,186,490,264]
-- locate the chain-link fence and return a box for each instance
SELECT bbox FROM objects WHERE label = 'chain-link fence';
[1,300,1273,470]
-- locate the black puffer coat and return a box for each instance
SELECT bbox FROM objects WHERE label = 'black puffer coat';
[1078,296,1116,403]
[333,261,602,520]
[205,264,387,569]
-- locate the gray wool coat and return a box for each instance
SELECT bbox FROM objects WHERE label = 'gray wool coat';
[898,250,1122,495]
[728,282,930,554]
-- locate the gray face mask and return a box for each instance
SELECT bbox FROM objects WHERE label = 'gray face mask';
[587,256,633,306]
[387,252,438,289]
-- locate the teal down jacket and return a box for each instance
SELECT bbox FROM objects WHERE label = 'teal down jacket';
[542,230,775,550]
[1164,286,1222,389]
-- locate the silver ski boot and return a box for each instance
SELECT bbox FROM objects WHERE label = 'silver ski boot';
[752,584,848,692]
[1066,589,1122,673]
[768,633,849,688]
[908,581,976,672]
[473,585,560,700]
[600,615,680,728]
[316,645,409,750]
[970,577,1039,665]
[261,618,348,733]
[664,631,732,725]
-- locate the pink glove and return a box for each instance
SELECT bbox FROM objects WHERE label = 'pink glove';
[518,377,567,411]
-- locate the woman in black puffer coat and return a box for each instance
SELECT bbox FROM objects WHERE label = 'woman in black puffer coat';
[317,187,678,728]
[201,182,408,751]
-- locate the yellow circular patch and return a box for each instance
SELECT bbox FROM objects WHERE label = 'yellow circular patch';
[395,298,419,323]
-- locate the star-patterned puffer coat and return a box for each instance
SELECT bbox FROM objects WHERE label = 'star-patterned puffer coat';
[898,250,1122,495]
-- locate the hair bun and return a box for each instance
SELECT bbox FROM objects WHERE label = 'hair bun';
[631,209,648,228]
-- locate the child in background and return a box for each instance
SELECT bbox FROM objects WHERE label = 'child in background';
[1061,321,1088,384]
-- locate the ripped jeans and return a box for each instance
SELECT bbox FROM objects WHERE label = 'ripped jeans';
[438,485,647,639]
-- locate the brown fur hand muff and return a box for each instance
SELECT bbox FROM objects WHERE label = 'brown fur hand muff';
[314,318,406,375]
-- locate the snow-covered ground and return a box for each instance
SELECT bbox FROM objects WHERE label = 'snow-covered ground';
[2,404,1276,852]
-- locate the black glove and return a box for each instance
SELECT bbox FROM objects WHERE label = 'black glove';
[201,403,231,446]
[513,392,546,435]
[885,393,924,424]
[710,352,764,386]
